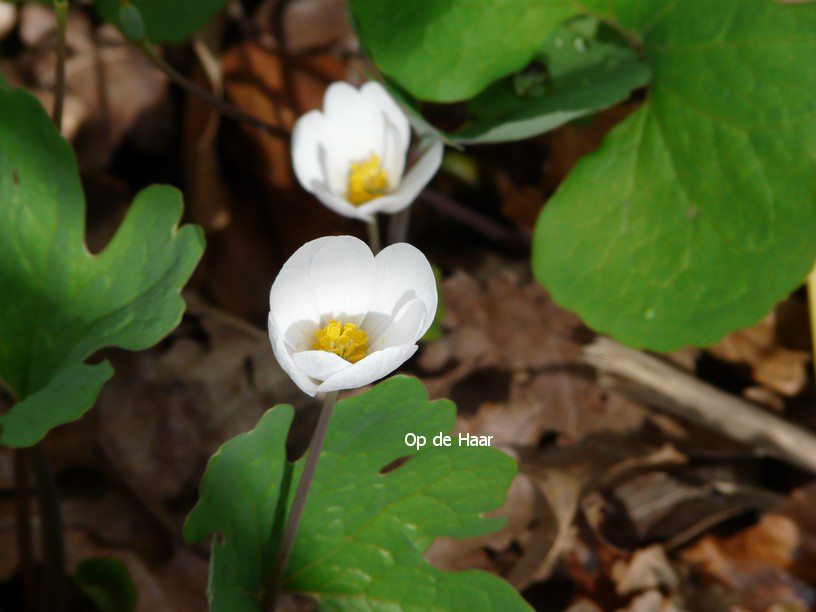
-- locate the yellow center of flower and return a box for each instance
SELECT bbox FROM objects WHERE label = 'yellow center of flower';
[347,154,389,206]
[313,320,369,363]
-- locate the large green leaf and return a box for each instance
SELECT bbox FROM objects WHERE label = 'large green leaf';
[185,376,527,611]
[0,86,204,447]
[533,0,816,350]
[384,17,650,144]
[348,0,581,102]
[94,0,228,44]
[454,17,650,143]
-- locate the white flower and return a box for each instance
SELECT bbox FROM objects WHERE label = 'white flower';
[268,235,438,396]
[291,81,444,222]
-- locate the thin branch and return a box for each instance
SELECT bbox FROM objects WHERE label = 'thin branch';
[420,188,531,250]
[138,41,290,142]
[585,337,816,473]
[265,390,339,609]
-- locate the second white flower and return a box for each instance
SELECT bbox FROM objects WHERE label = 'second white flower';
[292,81,443,222]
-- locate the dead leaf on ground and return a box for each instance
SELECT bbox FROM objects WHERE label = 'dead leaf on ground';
[426,269,647,443]
[708,301,810,398]
[682,481,816,611]
[611,545,679,597]
[95,296,309,530]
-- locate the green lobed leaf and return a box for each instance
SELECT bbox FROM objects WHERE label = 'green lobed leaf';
[382,17,650,145]
[185,376,527,611]
[348,0,581,102]
[94,0,228,44]
[533,0,816,350]
[453,17,650,143]
[0,86,204,446]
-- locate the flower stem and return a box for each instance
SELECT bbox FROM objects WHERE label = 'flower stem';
[52,0,68,129]
[138,40,290,142]
[366,217,382,254]
[14,450,36,612]
[32,443,65,612]
[387,208,411,246]
[265,390,339,610]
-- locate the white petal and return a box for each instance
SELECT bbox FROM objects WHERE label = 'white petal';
[310,185,376,222]
[369,298,427,350]
[316,344,418,393]
[309,236,376,325]
[362,243,437,341]
[379,139,444,214]
[347,191,413,218]
[269,267,320,349]
[293,350,352,380]
[279,236,335,273]
[360,82,410,160]
[322,82,383,189]
[380,117,407,187]
[291,110,328,193]
[361,82,409,184]
[269,315,319,396]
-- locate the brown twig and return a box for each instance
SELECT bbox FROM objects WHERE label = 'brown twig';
[139,41,290,142]
[420,188,531,250]
[585,337,816,473]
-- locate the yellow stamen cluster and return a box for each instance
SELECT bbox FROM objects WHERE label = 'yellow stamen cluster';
[347,153,389,206]
[313,320,369,363]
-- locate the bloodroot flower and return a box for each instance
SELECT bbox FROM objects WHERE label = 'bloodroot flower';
[291,81,443,222]
[268,236,438,396]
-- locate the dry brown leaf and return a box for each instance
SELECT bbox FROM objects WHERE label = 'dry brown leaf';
[279,0,355,52]
[221,42,346,190]
[708,306,810,398]
[681,481,816,611]
[95,297,308,518]
[428,269,647,442]
[507,468,582,589]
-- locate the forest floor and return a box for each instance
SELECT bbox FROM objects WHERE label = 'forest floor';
[1,2,816,611]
